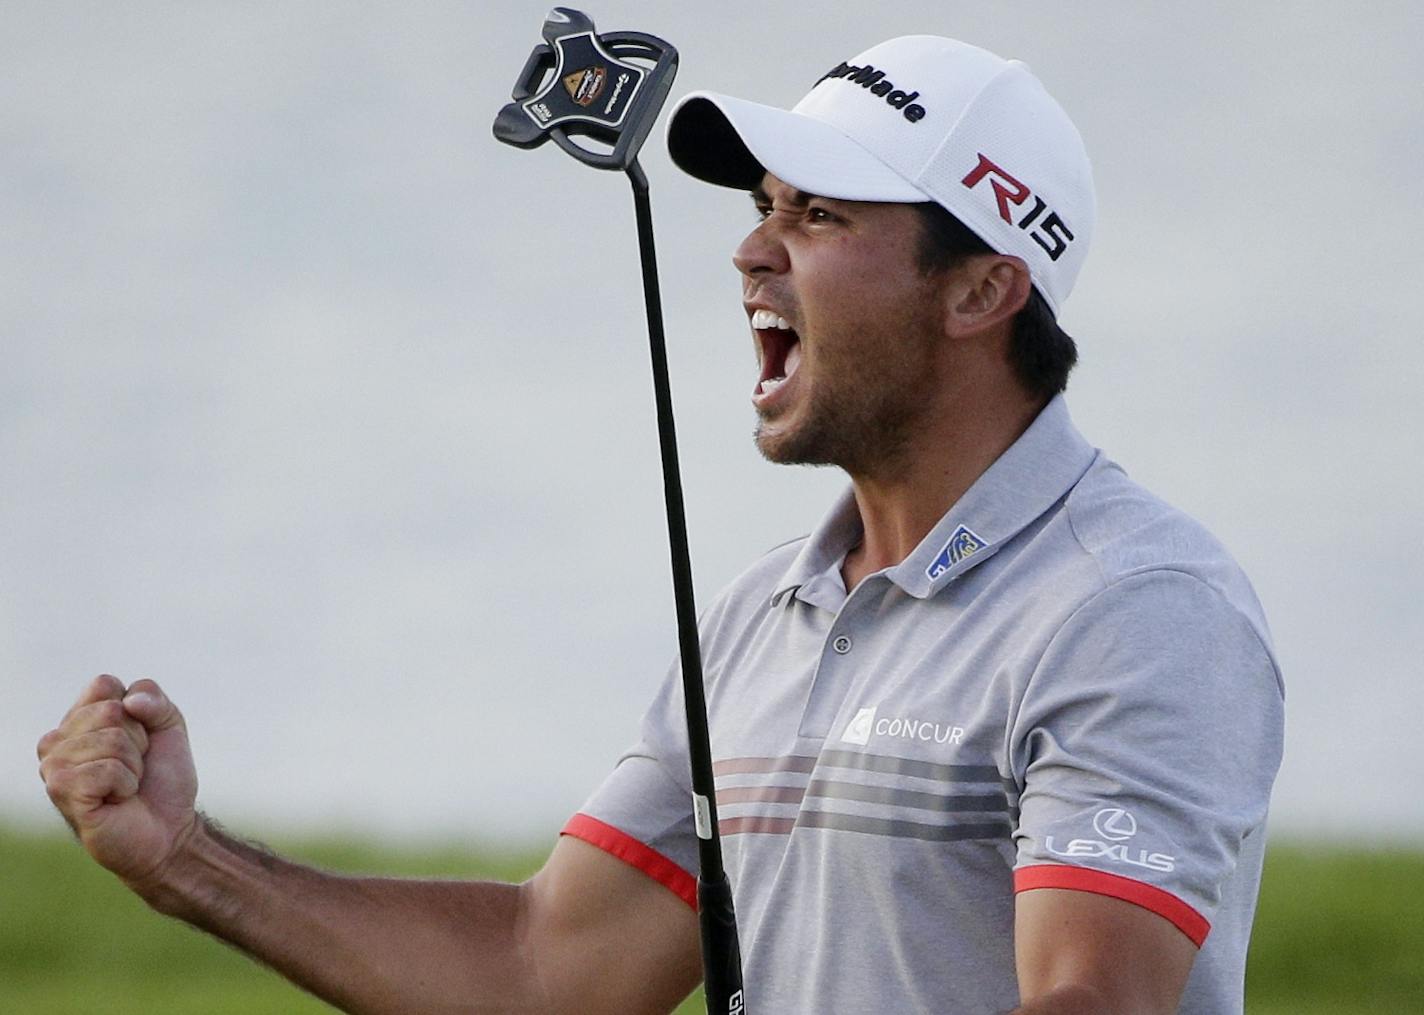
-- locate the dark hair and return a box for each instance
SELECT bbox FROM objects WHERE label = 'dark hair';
[911,202,1078,400]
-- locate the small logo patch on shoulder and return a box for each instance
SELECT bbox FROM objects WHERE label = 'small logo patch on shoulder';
[926,525,986,580]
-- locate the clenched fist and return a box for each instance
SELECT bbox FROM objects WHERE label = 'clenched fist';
[37,675,200,890]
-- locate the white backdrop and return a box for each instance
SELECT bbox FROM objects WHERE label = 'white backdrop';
[4,2,1421,846]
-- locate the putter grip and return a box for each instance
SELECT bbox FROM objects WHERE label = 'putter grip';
[698,871,746,1013]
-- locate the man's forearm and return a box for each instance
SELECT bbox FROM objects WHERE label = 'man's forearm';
[133,815,542,1015]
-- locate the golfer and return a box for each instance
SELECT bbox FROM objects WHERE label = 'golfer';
[38,34,1283,1015]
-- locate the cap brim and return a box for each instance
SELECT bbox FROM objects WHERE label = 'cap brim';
[667,91,928,203]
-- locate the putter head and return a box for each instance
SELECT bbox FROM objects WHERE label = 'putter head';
[492,7,678,172]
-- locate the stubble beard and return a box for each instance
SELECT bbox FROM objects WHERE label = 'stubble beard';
[754,386,920,476]
[753,325,938,478]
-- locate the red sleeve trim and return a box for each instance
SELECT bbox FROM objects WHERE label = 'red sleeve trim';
[561,813,698,911]
[1014,864,1211,947]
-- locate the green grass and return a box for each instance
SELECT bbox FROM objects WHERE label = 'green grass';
[0,821,697,1015]
[1244,845,1424,1013]
[3,822,1420,1013]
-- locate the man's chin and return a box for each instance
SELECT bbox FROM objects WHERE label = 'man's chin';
[753,422,837,468]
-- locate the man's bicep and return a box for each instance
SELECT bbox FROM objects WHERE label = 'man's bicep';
[522,835,701,1014]
[1014,887,1196,1014]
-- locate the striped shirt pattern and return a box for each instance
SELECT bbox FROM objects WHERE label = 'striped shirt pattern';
[714,750,1017,842]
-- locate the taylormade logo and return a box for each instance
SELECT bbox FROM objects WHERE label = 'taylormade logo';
[841,705,965,747]
[603,71,630,115]
[817,61,927,122]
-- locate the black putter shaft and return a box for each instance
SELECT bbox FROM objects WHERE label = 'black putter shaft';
[492,10,745,1013]
[627,161,745,1014]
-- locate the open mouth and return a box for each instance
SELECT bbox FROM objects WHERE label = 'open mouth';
[752,308,802,399]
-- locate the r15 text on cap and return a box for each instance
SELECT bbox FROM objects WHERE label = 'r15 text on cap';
[962,154,1076,261]
[817,62,927,122]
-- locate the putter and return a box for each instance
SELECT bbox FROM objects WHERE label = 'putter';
[493,9,746,1015]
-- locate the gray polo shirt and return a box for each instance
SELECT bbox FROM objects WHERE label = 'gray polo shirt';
[567,396,1284,1014]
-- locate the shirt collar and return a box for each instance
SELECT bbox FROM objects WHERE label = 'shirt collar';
[770,485,861,611]
[772,395,1098,605]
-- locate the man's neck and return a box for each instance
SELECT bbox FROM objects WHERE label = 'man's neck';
[841,391,1045,592]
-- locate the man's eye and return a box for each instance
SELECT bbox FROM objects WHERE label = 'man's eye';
[753,205,772,221]
[807,206,836,222]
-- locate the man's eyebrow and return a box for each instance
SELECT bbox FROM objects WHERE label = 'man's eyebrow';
[748,186,816,207]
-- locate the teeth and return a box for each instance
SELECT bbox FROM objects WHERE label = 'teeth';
[752,309,794,331]
[760,377,785,394]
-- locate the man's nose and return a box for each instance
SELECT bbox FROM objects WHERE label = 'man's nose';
[732,219,789,277]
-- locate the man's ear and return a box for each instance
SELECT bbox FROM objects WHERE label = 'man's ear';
[945,255,1033,338]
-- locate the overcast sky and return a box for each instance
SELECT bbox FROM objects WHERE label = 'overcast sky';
[4,2,1421,847]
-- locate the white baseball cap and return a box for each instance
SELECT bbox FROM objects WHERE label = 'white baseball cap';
[666,35,1095,315]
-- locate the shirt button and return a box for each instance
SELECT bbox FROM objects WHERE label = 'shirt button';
[832,635,852,654]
